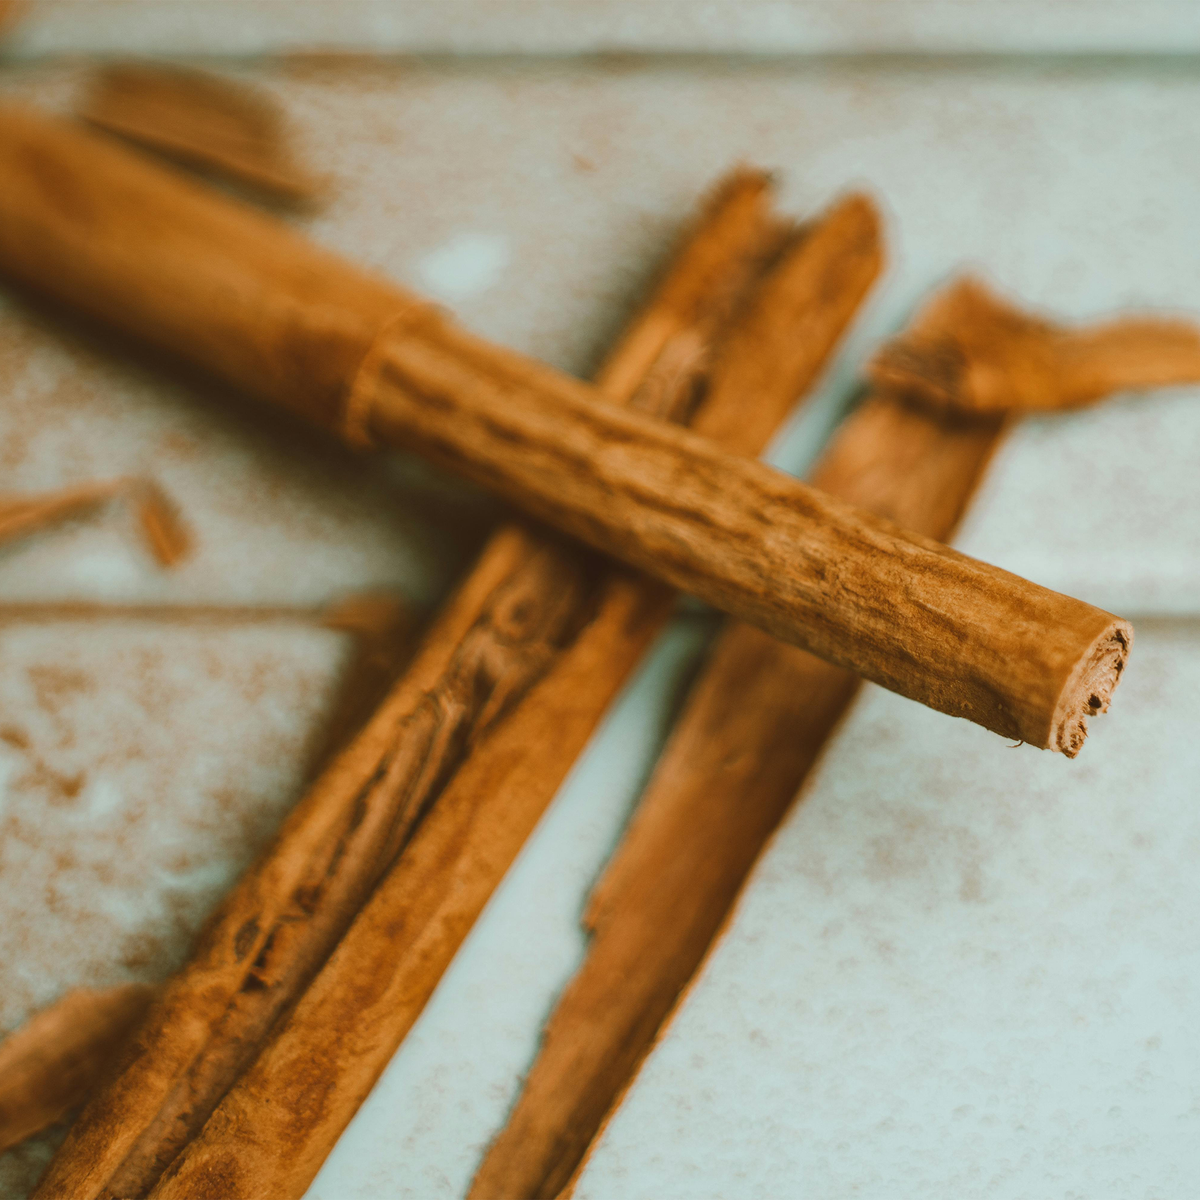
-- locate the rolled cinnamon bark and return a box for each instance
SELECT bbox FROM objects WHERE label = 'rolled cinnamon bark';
[0,106,1130,751]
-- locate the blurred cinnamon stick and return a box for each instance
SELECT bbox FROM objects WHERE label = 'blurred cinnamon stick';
[471,273,1197,1199]
[87,185,883,1200]
[35,172,877,1200]
[79,63,323,206]
[0,107,1131,752]
[0,985,156,1155]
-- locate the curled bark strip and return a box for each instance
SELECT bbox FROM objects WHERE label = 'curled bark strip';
[870,275,1200,416]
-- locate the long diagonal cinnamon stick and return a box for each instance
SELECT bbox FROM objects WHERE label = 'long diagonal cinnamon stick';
[89,185,887,1200]
[0,107,1131,752]
[33,172,878,1200]
[470,275,1197,1199]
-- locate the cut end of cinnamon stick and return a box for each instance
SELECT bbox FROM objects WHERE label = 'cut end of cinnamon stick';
[1049,618,1132,757]
[78,62,325,207]
[869,275,1200,417]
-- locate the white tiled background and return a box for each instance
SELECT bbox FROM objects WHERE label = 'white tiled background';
[1,5,1198,1197]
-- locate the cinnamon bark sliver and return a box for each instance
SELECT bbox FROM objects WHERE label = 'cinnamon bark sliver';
[0,478,192,567]
[0,108,1131,752]
[79,63,323,206]
[870,275,1200,416]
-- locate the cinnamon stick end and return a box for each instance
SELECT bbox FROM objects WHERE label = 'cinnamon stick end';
[1048,618,1133,758]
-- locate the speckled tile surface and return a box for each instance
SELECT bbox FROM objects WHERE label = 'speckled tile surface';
[1,36,1199,1200]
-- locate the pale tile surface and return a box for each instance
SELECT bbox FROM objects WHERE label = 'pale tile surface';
[577,620,1200,1198]
[7,1,1200,58]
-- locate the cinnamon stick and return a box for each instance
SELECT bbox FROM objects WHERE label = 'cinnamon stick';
[870,275,1200,416]
[471,272,1197,1198]
[0,107,1130,752]
[34,169,862,1200]
[0,985,156,1155]
[469,395,1005,1200]
[56,182,881,1200]
[79,63,323,206]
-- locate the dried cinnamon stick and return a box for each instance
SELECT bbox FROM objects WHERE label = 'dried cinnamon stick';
[79,63,323,206]
[870,275,1200,416]
[0,985,157,1155]
[57,183,884,1200]
[34,169,862,1200]
[0,107,1130,751]
[471,272,1197,1198]
[469,396,1005,1200]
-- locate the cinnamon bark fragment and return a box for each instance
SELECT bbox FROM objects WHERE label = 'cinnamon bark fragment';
[0,478,192,567]
[79,63,323,206]
[0,108,1131,751]
[36,168,856,1200]
[53,185,884,1200]
[0,986,156,1156]
[472,273,1178,1199]
[870,275,1200,417]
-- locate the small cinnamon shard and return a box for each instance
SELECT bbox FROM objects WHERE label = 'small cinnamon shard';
[870,275,1200,416]
[132,479,192,567]
[0,481,120,546]
[79,63,323,206]
[0,478,192,567]
[0,985,156,1156]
